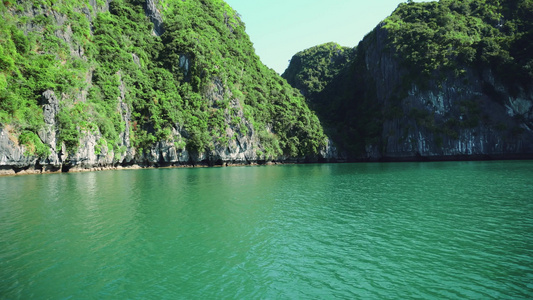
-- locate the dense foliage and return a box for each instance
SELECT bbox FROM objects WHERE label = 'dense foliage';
[0,0,327,160]
[0,0,92,156]
[383,0,533,91]
[282,42,354,96]
[157,0,326,157]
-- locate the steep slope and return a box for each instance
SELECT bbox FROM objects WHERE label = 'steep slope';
[282,42,355,97]
[0,0,332,174]
[284,0,533,161]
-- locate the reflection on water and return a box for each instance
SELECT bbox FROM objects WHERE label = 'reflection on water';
[1,162,532,298]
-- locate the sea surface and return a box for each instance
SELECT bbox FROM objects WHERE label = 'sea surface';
[1,161,532,299]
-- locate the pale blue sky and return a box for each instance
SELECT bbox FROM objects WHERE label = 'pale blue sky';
[224,0,432,74]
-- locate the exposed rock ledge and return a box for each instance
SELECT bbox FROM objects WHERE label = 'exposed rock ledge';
[0,122,340,176]
[0,161,295,177]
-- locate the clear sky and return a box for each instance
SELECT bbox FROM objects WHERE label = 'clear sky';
[223,0,432,74]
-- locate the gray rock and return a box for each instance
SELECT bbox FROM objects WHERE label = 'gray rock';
[179,55,190,75]
[39,90,59,156]
[143,0,164,36]
[67,130,114,171]
[0,127,37,169]
[42,90,59,125]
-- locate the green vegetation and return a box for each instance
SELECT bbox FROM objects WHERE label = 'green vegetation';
[0,1,91,152]
[282,42,354,96]
[156,0,326,157]
[283,40,381,156]
[0,0,327,160]
[383,0,533,91]
[19,130,51,157]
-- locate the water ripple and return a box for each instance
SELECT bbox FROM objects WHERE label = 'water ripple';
[1,162,532,298]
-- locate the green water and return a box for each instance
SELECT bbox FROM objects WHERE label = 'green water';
[1,161,532,299]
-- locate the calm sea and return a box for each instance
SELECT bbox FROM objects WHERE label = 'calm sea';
[1,161,532,299]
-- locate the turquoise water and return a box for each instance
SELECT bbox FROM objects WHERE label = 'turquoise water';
[1,161,532,299]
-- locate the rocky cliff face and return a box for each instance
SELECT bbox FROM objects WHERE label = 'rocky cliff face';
[366,25,533,160]
[284,1,533,161]
[0,0,335,175]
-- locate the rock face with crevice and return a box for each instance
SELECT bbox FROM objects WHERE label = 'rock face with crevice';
[143,0,164,36]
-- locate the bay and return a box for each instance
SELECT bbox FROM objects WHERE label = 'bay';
[1,161,532,299]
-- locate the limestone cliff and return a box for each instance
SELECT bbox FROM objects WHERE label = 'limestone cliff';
[364,24,532,160]
[284,0,533,161]
[0,0,334,175]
